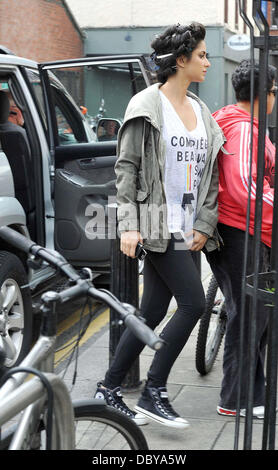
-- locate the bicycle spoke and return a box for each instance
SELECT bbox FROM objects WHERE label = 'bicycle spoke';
[196,275,226,375]
[75,420,127,450]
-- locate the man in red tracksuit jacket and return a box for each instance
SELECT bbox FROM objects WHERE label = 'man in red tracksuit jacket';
[207,60,276,418]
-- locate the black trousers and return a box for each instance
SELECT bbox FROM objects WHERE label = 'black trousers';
[206,223,270,409]
[104,235,205,389]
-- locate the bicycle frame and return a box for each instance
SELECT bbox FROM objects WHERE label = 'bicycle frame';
[0,324,75,449]
[0,225,164,450]
[0,372,75,449]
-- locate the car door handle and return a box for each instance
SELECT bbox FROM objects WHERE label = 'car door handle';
[79,158,97,168]
[79,156,116,169]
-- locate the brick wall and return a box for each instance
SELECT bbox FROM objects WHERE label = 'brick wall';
[0,0,83,62]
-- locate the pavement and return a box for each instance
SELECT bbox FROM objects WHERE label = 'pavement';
[60,254,277,451]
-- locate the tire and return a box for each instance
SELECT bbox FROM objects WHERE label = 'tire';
[195,274,227,375]
[0,400,149,450]
[0,251,33,371]
[73,400,148,450]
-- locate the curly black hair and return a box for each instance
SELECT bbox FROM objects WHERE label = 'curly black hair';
[151,22,206,83]
[232,59,276,101]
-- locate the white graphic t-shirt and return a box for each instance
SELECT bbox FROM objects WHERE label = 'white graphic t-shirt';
[160,92,208,240]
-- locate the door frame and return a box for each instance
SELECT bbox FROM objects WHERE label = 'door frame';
[37,55,151,268]
[38,54,152,159]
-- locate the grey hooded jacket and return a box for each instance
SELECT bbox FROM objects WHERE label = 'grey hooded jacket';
[115,83,225,252]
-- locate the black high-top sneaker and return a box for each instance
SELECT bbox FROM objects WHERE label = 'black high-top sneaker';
[134,385,189,429]
[94,382,148,426]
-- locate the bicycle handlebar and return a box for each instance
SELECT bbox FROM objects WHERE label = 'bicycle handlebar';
[123,310,164,351]
[0,226,82,282]
[87,288,164,351]
[0,226,165,351]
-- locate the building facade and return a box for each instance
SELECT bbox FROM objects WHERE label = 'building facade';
[0,0,84,62]
[65,0,251,32]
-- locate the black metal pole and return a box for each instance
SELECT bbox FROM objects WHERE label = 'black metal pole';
[110,234,141,391]
[262,288,278,450]
[236,0,278,450]
[262,8,278,449]
[235,0,256,450]
[244,30,269,453]
[270,77,278,270]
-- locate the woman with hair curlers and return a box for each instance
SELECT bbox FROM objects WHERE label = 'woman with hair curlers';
[94,22,224,429]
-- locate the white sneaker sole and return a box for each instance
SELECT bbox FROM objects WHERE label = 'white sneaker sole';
[134,405,189,429]
[133,413,149,426]
[217,405,266,419]
[240,406,265,419]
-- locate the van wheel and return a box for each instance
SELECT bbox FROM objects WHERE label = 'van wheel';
[0,251,32,371]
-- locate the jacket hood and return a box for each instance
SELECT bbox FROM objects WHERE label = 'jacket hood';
[212,104,258,132]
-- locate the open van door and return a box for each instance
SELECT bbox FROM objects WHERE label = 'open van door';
[37,55,152,275]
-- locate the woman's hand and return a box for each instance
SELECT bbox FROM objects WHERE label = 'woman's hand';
[120,231,143,258]
[190,230,208,251]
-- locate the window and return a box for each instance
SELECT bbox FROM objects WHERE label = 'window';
[0,79,27,142]
[224,0,228,23]
[26,68,47,129]
[26,67,95,146]
[235,0,239,30]
[243,0,247,33]
[271,1,278,28]
[45,60,148,143]
[55,104,78,145]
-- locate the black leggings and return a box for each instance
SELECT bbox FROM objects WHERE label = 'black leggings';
[104,235,205,389]
[206,223,270,409]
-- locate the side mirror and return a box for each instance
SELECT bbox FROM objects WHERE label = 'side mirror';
[97,118,121,142]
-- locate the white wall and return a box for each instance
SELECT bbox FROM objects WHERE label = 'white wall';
[65,0,254,33]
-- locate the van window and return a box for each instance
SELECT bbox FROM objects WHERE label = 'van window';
[25,68,47,130]
[26,68,95,146]
[44,60,148,141]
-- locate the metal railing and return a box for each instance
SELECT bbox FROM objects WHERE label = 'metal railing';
[236,0,278,450]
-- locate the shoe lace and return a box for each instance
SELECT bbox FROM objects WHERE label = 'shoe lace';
[154,388,180,418]
[160,397,179,417]
[107,388,134,417]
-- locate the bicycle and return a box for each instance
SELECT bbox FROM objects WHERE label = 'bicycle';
[195,273,227,375]
[0,226,165,450]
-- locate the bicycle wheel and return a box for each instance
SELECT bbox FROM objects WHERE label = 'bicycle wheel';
[73,399,148,450]
[1,400,149,450]
[195,274,227,375]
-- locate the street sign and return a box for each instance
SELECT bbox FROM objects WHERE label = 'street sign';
[227,34,251,51]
